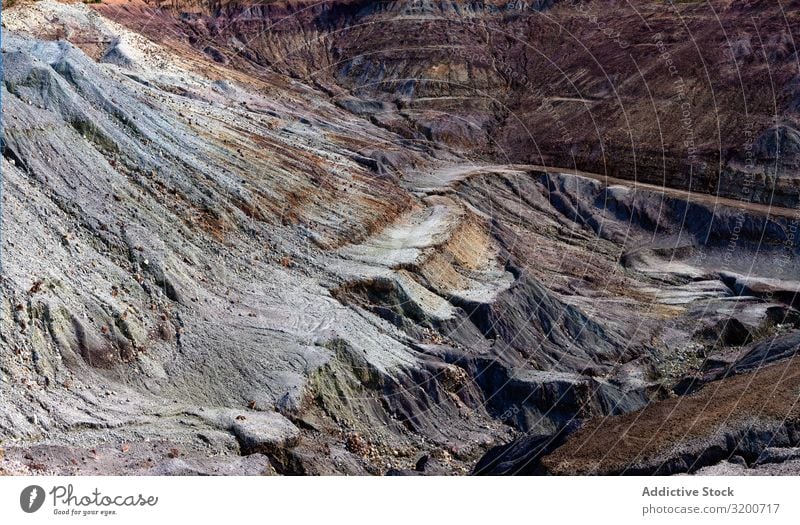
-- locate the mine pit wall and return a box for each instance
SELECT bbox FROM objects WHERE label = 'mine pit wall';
[630,420,800,476]
[111,0,800,209]
[547,148,800,211]
[537,170,800,262]
[2,0,799,474]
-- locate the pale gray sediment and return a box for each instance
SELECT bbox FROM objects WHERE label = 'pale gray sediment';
[1,0,799,476]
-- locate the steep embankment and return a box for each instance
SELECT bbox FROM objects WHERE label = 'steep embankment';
[98,0,800,206]
[0,0,798,476]
[0,1,645,475]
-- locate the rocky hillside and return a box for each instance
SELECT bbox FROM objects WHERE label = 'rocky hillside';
[99,0,800,205]
[1,0,799,475]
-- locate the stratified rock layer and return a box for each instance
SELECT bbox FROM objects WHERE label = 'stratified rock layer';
[0,0,799,475]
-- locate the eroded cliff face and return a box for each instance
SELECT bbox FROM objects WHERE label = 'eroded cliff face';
[1,0,799,476]
[98,0,800,205]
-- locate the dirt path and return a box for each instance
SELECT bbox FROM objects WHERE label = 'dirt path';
[531,164,800,220]
[406,163,800,220]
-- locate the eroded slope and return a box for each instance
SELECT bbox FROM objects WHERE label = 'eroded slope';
[1,0,799,476]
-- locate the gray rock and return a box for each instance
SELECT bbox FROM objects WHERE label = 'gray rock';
[228,413,302,456]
